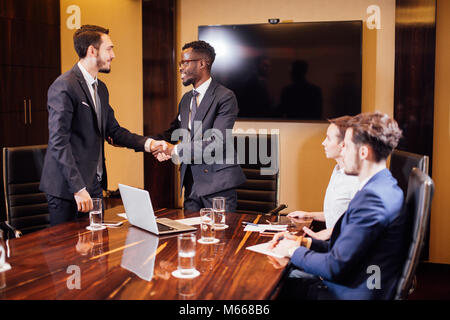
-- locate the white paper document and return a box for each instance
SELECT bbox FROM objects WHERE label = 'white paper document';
[246,239,298,258]
[243,224,288,233]
[176,216,202,226]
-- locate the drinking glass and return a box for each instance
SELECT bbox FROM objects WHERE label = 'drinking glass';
[0,230,11,273]
[177,233,196,275]
[86,198,105,231]
[199,208,216,243]
[212,197,226,229]
[177,279,196,300]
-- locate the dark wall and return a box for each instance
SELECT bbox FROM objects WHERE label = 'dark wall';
[394,0,436,260]
[394,0,436,174]
[142,0,177,208]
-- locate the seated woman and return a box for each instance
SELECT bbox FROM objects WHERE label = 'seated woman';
[288,116,359,240]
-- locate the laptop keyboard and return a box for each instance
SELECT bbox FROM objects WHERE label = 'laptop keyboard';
[157,222,175,232]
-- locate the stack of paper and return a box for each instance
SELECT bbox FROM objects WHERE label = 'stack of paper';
[176,217,202,226]
[246,239,298,258]
[243,224,287,233]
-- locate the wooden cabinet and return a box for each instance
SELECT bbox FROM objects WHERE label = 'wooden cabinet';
[8,19,60,67]
[0,0,59,25]
[0,0,60,221]
[0,18,8,64]
[1,66,60,113]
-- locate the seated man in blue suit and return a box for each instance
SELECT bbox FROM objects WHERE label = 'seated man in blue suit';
[270,112,405,299]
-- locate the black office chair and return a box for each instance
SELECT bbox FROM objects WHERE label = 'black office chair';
[0,221,21,239]
[3,145,50,235]
[394,168,434,300]
[389,149,429,195]
[234,133,280,214]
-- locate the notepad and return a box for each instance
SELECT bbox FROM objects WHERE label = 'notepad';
[246,239,298,258]
[243,224,288,233]
[176,217,202,226]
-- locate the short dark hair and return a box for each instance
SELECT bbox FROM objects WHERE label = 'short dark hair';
[328,115,353,142]
[73,25,109,59]
[348,112,403,162]
[182,40,216,71]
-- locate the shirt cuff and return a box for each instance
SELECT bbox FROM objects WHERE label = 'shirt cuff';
[288,245,300,257]
[144,138,153,152]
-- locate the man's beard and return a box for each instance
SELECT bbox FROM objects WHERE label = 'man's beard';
[343,152,361,176]
[97,56,111,73]
[99,68,111,74]
[182,77,194,87]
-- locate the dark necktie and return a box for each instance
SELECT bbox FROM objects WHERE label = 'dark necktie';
[92,82,102,130]
[92,82,103,180]
[190,90,199,130]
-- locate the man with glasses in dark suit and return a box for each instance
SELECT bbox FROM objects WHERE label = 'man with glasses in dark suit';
[150,40,246,212]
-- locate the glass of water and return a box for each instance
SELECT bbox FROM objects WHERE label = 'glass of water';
[212,197,226,229]
[177,233,197,275]
[0,230,11,274]
[199,208,216,243]
[86,198,105,231]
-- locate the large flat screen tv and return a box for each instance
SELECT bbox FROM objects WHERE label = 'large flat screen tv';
[198,21,362,121]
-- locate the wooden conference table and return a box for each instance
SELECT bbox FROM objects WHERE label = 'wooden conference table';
[0,206,311,300]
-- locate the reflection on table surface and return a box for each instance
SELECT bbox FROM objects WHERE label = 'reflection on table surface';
[0,206,311,300]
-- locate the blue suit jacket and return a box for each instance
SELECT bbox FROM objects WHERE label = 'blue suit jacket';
[291,169,406,299]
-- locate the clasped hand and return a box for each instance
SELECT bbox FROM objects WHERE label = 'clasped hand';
[150,140,174,162]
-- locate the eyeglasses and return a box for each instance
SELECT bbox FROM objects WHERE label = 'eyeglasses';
[179,59,201,68]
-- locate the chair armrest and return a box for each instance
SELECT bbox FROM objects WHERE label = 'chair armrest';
[1,221,22,238]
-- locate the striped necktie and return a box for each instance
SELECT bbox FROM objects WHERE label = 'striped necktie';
[92,81,103,180]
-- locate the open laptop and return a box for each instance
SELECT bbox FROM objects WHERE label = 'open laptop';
[118,184,196,235]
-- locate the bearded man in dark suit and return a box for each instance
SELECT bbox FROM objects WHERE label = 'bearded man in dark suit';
[40,25,163,225]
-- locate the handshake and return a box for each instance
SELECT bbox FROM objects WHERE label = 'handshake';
[150,140,175,162]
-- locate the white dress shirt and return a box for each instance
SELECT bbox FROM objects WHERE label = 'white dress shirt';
[323,164,360,229]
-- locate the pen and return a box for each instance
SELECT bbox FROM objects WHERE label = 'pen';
[270,231,297,247]
[242,221,259,226]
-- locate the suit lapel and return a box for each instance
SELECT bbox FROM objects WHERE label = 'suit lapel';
[330,213,344,246]
[73,64,102,135]
[191,80,217,139]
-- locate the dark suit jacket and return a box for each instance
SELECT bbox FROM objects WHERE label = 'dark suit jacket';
[40,64,147,200]
[154,79,246,197]
[291,169,406,299]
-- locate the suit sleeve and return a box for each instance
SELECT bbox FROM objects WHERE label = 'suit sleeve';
[290,191,388,282]
[46,80,85,194]
[177,90,238,163]
[310,239,330,253]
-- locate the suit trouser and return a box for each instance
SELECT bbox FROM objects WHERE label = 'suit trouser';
[276,264,332,300]
[46,175,103,226]
[183,165,238,213]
